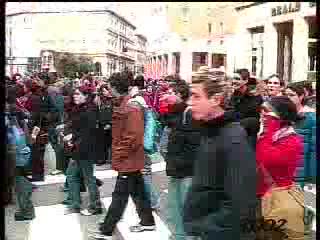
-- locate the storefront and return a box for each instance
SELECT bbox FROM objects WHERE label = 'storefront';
[235,2,317,83]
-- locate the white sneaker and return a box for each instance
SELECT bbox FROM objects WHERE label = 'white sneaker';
[88,233,112,240]
[129,224,156,232]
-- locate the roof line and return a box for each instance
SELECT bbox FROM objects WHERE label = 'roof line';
[235,2,265,11]
[135,34,147,41]
[5,9,136,29]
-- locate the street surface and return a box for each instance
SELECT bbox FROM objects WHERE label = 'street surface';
[5,153,316,240]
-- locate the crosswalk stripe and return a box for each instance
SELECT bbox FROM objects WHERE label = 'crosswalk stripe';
[26,204,84,240]
[101,197,171,240]
[33,162,167,186]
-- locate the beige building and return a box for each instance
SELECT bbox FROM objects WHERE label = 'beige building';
[133,34,148,75]
[5,7,140,77]
[234,2,317,83]
[145,2,240,82]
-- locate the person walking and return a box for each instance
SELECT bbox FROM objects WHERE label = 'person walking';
[63,86,102,216]
[88,71,155,240]
[165,80,201,240]
[183,67,257,240]
[256,96,305,240]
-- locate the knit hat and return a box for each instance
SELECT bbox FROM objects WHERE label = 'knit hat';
[265,96,298,123]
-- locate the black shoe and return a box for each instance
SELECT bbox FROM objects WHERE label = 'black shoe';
[80,184,86,192]
[96,161,106,166]
[88,227,112,239]
[96,179,104,187]
[30,176,44,182]
[61,199,82,205]
[64,208,80,215]
[15,209,35,221]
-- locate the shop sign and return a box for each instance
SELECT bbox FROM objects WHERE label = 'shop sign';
[271,2,301,16]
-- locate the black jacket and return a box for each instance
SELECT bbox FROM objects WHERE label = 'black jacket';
[230,92,263,120]
[70,103,98,162]
[183,111,256,239]
[165,102,201,178]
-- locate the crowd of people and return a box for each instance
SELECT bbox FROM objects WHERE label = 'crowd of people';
[4,67,316,240]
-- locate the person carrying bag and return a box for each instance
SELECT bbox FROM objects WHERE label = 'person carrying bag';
[255,97,315,240]
[256,162,314,240]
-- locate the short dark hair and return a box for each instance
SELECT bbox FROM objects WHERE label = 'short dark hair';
[287,82,305,97]
[98,84,110,96]
[303,81,314,96]
[175,80,190,102]
[267,74,285,86]
[108,71,132,95]
[133,75,145,89]
[267,96,298,125]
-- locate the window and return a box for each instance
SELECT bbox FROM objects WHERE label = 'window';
[192,52,208,71]
[252,56,257,74]
[250,27,264,78]
[220,22,224,34]
[182,6,189,17]
[308,42,317,71]
[208,23,212,34]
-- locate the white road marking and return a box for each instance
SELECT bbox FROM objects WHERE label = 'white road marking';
[26,204,84,240]
[33,162,167,186]
[101,197,171,240]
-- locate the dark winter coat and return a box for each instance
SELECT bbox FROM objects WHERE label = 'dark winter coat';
[70,103,98,162]
[230,92,263,120]
[230,92,263,149]
[165,102,201,178]
[183,111,257,239]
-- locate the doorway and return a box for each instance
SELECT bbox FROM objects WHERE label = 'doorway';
[275,21,293,84]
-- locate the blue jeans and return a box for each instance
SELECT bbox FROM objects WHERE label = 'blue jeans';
[167,177,192,240]
[143,170,161,209]
[138,154,161,209]
[15,175,33,211]
[67,159,98,209]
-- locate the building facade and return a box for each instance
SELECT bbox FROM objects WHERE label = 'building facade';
[133,34,147,75]
[234,2,317,83]
[145,2,240,82]
[145,2,317,83]
[5,7,140,77]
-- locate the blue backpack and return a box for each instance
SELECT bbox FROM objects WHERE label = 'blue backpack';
[129,100,159,154]
[7,120,31,167]
[144,108,158,154]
